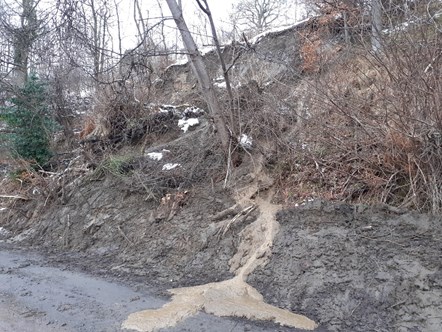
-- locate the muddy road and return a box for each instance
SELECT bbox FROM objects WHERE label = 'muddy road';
[0,246,312,332]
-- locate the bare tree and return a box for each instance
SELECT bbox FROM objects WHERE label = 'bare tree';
[0,0,44,86]
[195,0,234,103]
[165,0,230,151]
[231,0,296,34]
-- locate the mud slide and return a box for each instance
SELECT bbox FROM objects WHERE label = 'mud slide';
[123,167,318,331]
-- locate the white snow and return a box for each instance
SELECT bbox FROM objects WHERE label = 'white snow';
[162,163,181,171]
[159,105,177,113]
[0,226,8,234]
[200,46,216,56]
[147,152,163,161]
[239,134,253,149]
[250,17,312,44]
[178,118,200,132]
[173,56,189,66]
[214,81,227,88]
[79,89,91,98]
[183,107,205,117]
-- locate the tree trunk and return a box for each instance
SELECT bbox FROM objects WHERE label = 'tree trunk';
[165,0,230,151]
[371,0,382,54]
[196,0,236,130]
[13,0,37,86]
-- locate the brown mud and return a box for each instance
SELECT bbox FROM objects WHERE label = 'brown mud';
[1,129,441,331]
[123,193,317,331]
[249,200,442,332]
[1,181,442,331]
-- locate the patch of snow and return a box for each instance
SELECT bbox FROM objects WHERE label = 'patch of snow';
[200,46,216,55]
[178,118,200,133]
[382,16,431,35]
[183,107,205,117]
[250,17,312,44]
[165,59,188,71]
[173,56,189,66]
[214,81,226,88]
[0,208,6,212]
[147,152,163,161]
[79,89,91,98]
[159,105,177,113]
[0,227,9,236]
[162,163,181,171]
[295,197,315,208]
[239,134,253,149]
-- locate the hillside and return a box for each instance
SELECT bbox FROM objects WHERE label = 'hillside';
[1,3,442,332]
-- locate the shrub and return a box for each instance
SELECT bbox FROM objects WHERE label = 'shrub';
[0,74,55,166]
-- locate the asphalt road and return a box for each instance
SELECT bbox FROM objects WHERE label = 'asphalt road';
[0,247,297,332]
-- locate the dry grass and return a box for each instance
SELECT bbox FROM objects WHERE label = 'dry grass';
[275,19,442,212]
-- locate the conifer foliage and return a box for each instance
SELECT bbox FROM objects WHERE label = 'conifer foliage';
[1,74,55,166]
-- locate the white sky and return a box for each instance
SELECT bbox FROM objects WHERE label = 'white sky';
[118,0,306,50]
[4,0,305,52]
[117,0,239,49]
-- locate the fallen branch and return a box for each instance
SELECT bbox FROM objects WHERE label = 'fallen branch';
[0,194,29,200]
[217,204,256,238]
[117,225,133,246]
[212,203,240,221]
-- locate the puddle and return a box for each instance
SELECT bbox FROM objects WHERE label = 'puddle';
[123,166,317,331]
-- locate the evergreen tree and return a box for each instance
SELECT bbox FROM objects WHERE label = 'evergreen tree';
[1,74,54,166]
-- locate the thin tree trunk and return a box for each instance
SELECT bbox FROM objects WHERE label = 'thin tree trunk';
[165,0,230,152]
[343,11,349,45]
[196,0,236,132]
[371,0,382,54]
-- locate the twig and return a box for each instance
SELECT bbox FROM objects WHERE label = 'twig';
[349,301,362,317]
[63,215,70,248]
[388,300,406,309]
[223,139,233,189]
[117,225,133,246]
[0,194,29,200]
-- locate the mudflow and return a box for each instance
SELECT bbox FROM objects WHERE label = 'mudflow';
[122,168,318,331]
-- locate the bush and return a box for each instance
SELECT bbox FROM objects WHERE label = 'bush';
[0,74,55,166]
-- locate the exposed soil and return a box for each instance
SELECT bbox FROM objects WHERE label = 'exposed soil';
[249,200,442,332]
[2,173,442,331]
[1,115,441,331]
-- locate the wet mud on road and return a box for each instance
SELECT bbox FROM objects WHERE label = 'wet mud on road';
[0,245,318,332]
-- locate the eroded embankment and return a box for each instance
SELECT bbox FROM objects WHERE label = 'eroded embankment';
[122,170,318,331]
[248,201,442,332]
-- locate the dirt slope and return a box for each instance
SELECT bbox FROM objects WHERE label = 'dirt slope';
[1,111,441,332]
[249,200,442,332]
[2,166,441,332]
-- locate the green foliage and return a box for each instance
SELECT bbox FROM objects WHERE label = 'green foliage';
[93,154,134,179]
[0,74,55,166]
